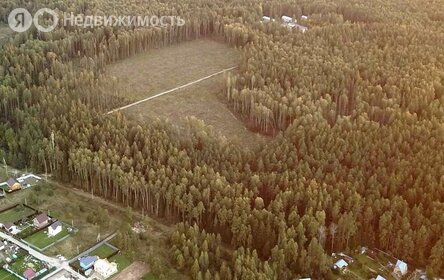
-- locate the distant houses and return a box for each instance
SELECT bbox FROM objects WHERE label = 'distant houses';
[262,16,271,23]
[394,259,408,276]
[0,174,42,194]
[333,259,348,271]
[261,15,308,33]
[281,15,293,24]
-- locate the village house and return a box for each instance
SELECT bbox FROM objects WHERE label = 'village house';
[333,259,348,271]
[94,258,118,278]
[33,213,50,229]
[23,268,36,280]
[281,15,294,24]
[6,178,21,192]
[2,223,19,234]
[48,221,63,237]
[394,259,408,276]
[79,256,98,270]
[280,15,308,33]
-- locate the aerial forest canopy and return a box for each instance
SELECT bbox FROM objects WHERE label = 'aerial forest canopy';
[0,0,443,279]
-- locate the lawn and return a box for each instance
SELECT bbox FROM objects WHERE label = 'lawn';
[109,254,131,271]
[24,226,71,250]
[89,243,117,259]
[107,38,269,148]
[0,269,19,280]
[0,205,35,224]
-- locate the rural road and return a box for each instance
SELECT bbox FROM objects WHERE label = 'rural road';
[0,231,86,279]
[0,231,60,267]
[106,66,238,114]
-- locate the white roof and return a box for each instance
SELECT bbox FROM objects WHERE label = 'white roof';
[376,276,386,280]
[282,15,293,22]
[335,259,348,269]
[395,260,408,274]
[95,258,117,269]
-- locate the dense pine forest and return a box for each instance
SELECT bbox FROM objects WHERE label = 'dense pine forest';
[0,0,443,279]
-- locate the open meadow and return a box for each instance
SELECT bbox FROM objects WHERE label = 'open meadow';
[106,39,269,148]
[106,39,240,100]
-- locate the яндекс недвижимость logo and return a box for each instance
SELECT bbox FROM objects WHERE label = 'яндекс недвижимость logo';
[9,8,58,33]
[8,8,185,33]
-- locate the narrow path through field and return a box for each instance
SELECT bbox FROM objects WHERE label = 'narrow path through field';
[0,231,86,280]
[106,66,237,114]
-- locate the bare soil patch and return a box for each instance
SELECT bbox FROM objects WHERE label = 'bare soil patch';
[111,262,149,280]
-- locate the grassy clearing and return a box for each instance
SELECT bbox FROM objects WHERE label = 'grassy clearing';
[24,227,71,250]
[108,38,269,148]
[0,205,35,224]
[89,243,117,259]
[124,76,269,148]
[0,269,19,280]
[109,254,131,271]
[106,39,239,101]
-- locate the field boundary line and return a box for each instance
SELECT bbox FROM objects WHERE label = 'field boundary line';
[106,66,238,115]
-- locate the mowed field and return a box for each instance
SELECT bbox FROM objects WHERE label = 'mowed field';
[106,39,269,148]
[107,39,239,100]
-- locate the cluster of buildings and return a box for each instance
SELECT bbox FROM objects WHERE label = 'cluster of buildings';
[0,174,42,196]
[261,15,309,33]
[1,212,63,239]
[78,255,118,278]
[333,249,410,279]
[0,240,49,280]
[0,239,22,265]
